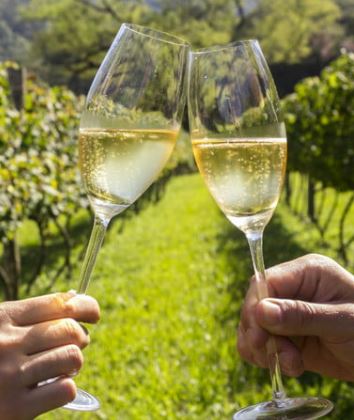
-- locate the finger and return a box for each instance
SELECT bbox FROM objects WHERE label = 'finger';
[23,318,90,355]
[245,327,268,369]
[243,323,269,353]
[270,337,304,377]
[22,344,83,387]
[240,277,261,331]
[6,292,100,326]
[242,325,304,377]
[256,298,354,339]
[25,377,77,418]
[237,325,256,366]
[264,254,348,301]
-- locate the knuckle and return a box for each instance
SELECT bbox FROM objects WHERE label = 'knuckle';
[62,319,84,344]
[51,293,68,314]
[19,359,27,376]
[19,359,38,387]
[65,345,84,370]
[280,300,297,326]
[0,303,17,329]
[0,331,14,351]
[295,300,314,327]
[0,360,20,382]
[302,253,332,270]
[63,301,76,319]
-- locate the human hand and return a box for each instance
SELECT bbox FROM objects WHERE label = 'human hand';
[237,254,354,381]
[0,291,100,419]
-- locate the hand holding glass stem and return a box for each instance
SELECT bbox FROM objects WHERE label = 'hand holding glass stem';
[188,40,333,419]
[238,253,354,382]
[63,24,189,411]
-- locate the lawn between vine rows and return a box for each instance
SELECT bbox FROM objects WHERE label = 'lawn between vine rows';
[39,174,353,419]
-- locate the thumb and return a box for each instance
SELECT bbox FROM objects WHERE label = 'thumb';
[256,298,353,338]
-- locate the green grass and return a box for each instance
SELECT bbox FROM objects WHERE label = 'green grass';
[26,173,353,419]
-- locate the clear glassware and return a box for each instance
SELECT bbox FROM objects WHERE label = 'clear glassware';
[188,40,333,419]
[64,23,189,411]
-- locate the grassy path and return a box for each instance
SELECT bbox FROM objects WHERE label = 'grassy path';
[40,174,349,419]
[41,174,245,419]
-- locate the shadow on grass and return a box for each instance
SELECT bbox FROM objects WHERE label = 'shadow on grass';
[18,175,175,295]
[12,165,196,298]
[20,215,93,294]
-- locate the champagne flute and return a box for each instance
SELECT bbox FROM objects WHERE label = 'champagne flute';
[188,40,333,419]
[64,23,189,411]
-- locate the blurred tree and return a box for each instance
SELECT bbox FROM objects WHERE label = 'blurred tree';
[148,0,237,47]
[0,0,37,62]
[21,0,240,91]
[336,0,354,49]
[237,0,342,64]
[21,0,132,90]
[12,0,349,92]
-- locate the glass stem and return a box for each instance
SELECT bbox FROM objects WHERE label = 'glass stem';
[246,231,286,406]
[78,216,110,294]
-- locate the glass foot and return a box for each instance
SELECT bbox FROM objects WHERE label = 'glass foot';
[233,397,333,419]
[63,388,100,411]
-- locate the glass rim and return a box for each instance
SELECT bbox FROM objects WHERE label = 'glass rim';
[122,23,189,47]
[190,39,259,55]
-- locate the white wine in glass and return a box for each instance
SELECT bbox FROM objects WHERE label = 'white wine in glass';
[192,137,287,232]
[79,128,178,211]
[188,40,333,419]
[63,24,189,411]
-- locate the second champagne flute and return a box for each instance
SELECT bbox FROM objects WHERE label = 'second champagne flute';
[64,23,189,411]
[188,40,333,419]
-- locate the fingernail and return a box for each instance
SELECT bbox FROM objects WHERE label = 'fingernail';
[67,293,93,304]
[280,352,304,377]
[66,290,77,299]
[68,370,79,377]
[80,323,89,335]
[261,300,282,325]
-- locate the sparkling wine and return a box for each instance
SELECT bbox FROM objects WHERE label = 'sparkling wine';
[79,128,178,212]
[192,137,287,232]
